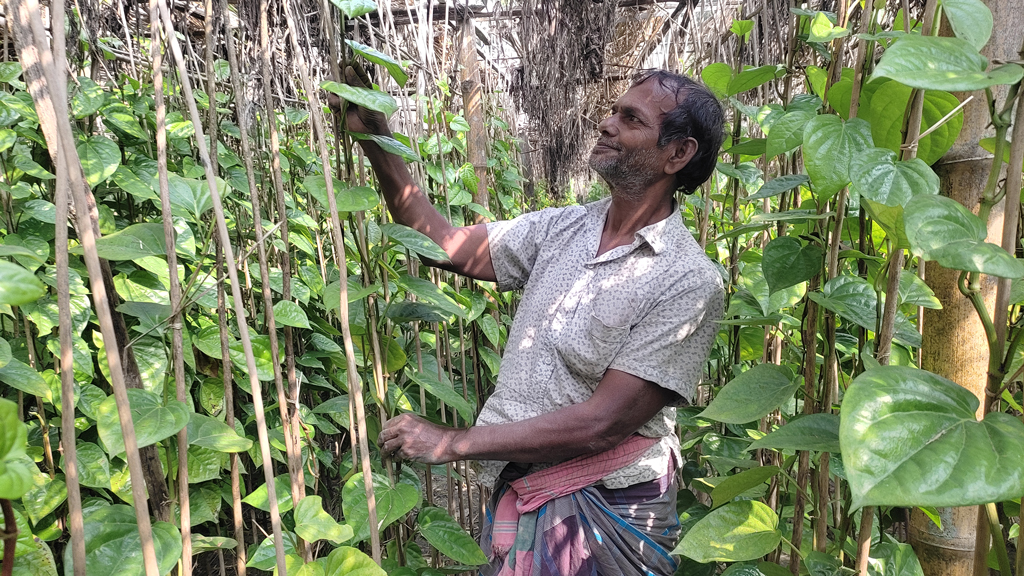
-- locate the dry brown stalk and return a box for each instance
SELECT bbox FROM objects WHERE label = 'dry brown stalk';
[52,0,86,563]
[221,0,308,537]
[280,0,382,561]
[154,1,289,573]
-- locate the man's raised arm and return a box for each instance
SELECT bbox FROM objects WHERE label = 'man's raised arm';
[332,65,496,281]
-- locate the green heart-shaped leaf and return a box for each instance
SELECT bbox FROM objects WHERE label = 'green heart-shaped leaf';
[728,65,785,96]
[242,474,293,513]
[699,364,797,424]
[765,110,813,159]
[941,0,993,50]
[417,507,488,565]
[0,358,50,401]
[904,195,1024,277]
[343,471,419,544]
[762,236,823,294]
[673,500,782,563]
[748,413,840,453]
[323,546,386,576]
[711,466,781,509]
[0,261,44,306]
[187,413,253,452]
[841,366,1024,508]
[745,174,809,202]
[803,115,872,199]
[701,62,733,98]
[380,223,449,262]
[65,504,181,576]
[807,275,922,347]
[294,495,354,545]
[346,39,408,87]
[321,81,397,116]
[850,147,939,207]
[77,135,121,187]
[872,35,1023,91]
[70,222,168,261]
[96,388,190,456]
[272,300,311,330]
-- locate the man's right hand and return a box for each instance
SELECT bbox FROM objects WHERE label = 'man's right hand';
[326,63,391,137]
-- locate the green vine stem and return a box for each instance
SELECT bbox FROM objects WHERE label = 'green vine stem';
[985,501,1013,576]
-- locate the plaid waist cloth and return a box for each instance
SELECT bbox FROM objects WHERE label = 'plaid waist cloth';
[479,435,680,576]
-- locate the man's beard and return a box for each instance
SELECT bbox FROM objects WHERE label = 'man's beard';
[588,144,662,199]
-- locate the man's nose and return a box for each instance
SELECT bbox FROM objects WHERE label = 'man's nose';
[597,115,615,136]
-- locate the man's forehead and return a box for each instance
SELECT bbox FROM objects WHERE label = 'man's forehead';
[616,80,678,116]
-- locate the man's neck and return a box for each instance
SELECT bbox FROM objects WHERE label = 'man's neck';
[597,185,674,256]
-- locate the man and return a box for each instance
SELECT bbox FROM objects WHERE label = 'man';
[336,67,724,575]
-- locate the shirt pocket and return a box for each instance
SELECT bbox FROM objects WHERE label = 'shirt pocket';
[555,312,631,381]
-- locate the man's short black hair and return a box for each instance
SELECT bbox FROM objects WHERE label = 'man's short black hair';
[632,69,725,194]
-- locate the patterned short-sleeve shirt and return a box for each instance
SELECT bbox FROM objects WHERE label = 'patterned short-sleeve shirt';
[477,197,725,489]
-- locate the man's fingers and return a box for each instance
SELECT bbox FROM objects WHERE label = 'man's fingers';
[351,61,372,87]
[345,65,368,89]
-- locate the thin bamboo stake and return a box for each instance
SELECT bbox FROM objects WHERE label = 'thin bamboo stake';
[279,0,381,561]
[216,243,246,575]
[154,2,288,574]
[254,0,302,503]
[147,5,191,572]
[220,0,307,533]
[52,12,86,566]
[5,1,160,574]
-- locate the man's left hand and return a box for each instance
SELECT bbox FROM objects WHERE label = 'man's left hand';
[378,414,462,465]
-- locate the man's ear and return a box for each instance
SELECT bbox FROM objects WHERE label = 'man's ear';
[664,137,698,176]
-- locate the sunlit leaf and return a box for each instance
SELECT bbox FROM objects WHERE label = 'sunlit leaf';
[699,364,797,424]
[0,261,45,306]
[841,366,1024,508]
[673,500,782,563]
[187,413,253,452]
[65,504,181,576]
[294,495,353,545]
[417,507,488,565]
[872,35,1022,91]
[96,388,190,456]
[343,471,419,544]
[77,135,121,187]
[802,114,872,199]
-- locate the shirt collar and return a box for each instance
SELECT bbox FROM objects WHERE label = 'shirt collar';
[635,201,683,255]
[588,197,684,263]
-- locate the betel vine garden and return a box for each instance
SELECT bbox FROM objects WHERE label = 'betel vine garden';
[1,0,1024,574]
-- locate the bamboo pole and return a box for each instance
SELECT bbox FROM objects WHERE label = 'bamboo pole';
[147,4,192,572]
[52,0,86,563]
[216,243,246,575]
[5,1,161,574]
[220,0,307,532]
[254,0,303,512]
[279,0,382,561]
[153,2,289,574]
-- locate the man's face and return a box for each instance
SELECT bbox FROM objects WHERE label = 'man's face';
[588,78,679,194]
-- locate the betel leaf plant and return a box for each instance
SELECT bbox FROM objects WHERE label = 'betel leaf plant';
[670,0,1024,573]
